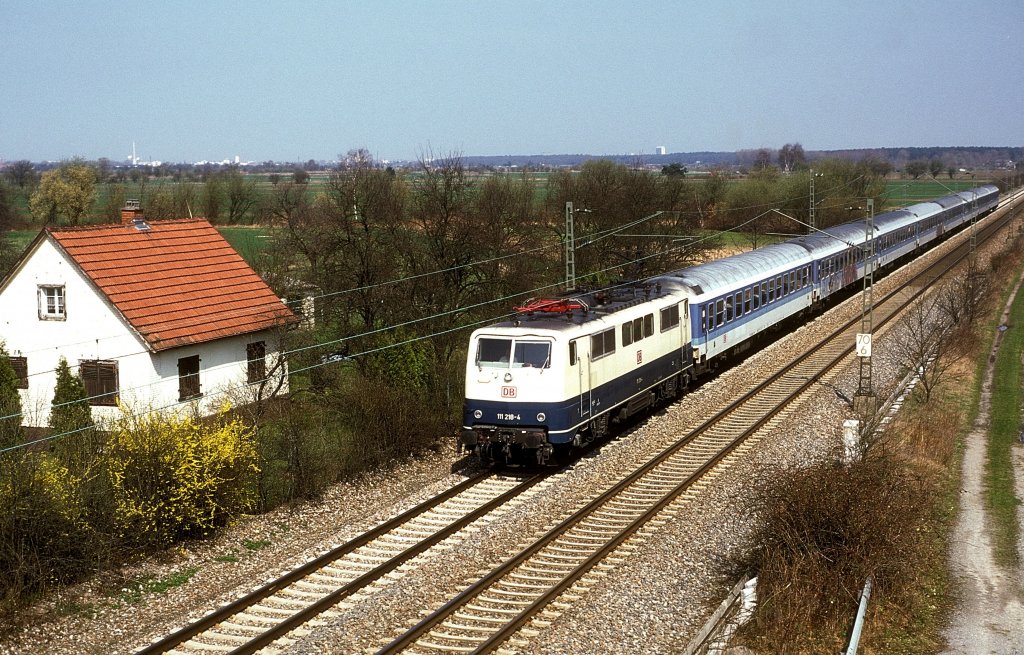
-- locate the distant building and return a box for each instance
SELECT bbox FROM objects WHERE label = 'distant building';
[656,146,667,156]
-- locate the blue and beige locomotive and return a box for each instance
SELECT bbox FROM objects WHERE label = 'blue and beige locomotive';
[461,185,1000,464]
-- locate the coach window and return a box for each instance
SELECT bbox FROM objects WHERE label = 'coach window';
[700,305,708,332]
[643,314,654,338]
[734,292,742,316]
[622,321,633,347]
[760,281,767,306]
[725,296,733,322]
[782,274,789,296]
[768,279,775,302]
[751,286,760,311]
[716,299,725,326]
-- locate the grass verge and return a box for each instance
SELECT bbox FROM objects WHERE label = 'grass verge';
[985,271,1024,567]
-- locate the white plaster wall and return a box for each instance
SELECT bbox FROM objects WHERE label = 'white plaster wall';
[0,237,289,428]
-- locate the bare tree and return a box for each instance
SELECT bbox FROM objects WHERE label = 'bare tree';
[892,293,961,402]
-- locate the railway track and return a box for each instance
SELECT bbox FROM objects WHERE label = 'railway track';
[134,192,1021,655]
[135,470,550,655]
[376,197,1021,655]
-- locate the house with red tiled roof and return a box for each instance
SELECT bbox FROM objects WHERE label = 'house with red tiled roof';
[0,203,296,427]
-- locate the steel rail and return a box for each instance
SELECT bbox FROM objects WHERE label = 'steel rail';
[378,199,1018,654]
[135,469,543,654]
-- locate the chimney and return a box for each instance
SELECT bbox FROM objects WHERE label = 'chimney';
[121,199,143,225]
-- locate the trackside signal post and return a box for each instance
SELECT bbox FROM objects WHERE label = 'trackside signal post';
[854,199,877,421]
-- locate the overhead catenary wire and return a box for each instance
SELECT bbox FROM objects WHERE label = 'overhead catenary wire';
[0,202,802,435]
[0,175,966,434]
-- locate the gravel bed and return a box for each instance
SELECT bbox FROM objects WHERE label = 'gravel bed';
[0,217,1011,655]
[0,451,481,655]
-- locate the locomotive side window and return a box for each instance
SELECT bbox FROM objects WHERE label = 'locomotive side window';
[591,328,616,360]
[477,338,512,368]
[513,341,551,368]
[661,304,680,332]
[643,313,654,337]
[633,317,644,342]
[622,321,633,347]
[603,328,616,355]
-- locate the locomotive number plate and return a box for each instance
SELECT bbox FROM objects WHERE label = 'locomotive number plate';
[501,386,517,398]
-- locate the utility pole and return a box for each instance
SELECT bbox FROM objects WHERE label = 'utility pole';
[809,169,817,234]
[565,201,576,291]
[854,198,876,423]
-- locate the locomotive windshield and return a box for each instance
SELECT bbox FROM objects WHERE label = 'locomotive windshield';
[475,337,551,369]
[513,341,551,368]
[477,338,512,367]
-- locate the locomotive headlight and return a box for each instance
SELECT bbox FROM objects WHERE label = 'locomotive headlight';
[537,412,546,422]
[473,410,483,419]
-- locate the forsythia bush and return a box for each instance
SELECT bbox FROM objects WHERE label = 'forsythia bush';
[105,405,259,547]
[0,452,94,603]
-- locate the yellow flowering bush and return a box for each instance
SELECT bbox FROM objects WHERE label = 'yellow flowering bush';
[0,452,94,601]
[105,405,259,547]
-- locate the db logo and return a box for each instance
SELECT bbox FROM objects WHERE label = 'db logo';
[501,386,517,398]
[636,350,643,365]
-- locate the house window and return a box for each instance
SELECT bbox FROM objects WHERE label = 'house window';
[246,341,266,384]
[38,285,66,320]
[178,355,201,401]
[8,356,28,389]
[80,360,118,406]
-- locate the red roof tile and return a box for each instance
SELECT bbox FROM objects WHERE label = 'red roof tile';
[48,219,296,351]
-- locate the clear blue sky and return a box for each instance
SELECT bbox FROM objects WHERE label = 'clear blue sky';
[2,1,1022,163]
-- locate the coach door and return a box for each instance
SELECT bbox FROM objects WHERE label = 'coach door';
[570,338,591,421]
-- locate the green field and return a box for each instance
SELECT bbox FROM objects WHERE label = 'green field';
[883,178,988,208]
[7,227,274,267]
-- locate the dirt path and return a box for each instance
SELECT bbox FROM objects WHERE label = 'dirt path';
[941,271,1024,654]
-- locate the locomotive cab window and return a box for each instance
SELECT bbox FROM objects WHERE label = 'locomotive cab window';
[569,341,577,366]
[477,338,512,368]
[513,341,551,368]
